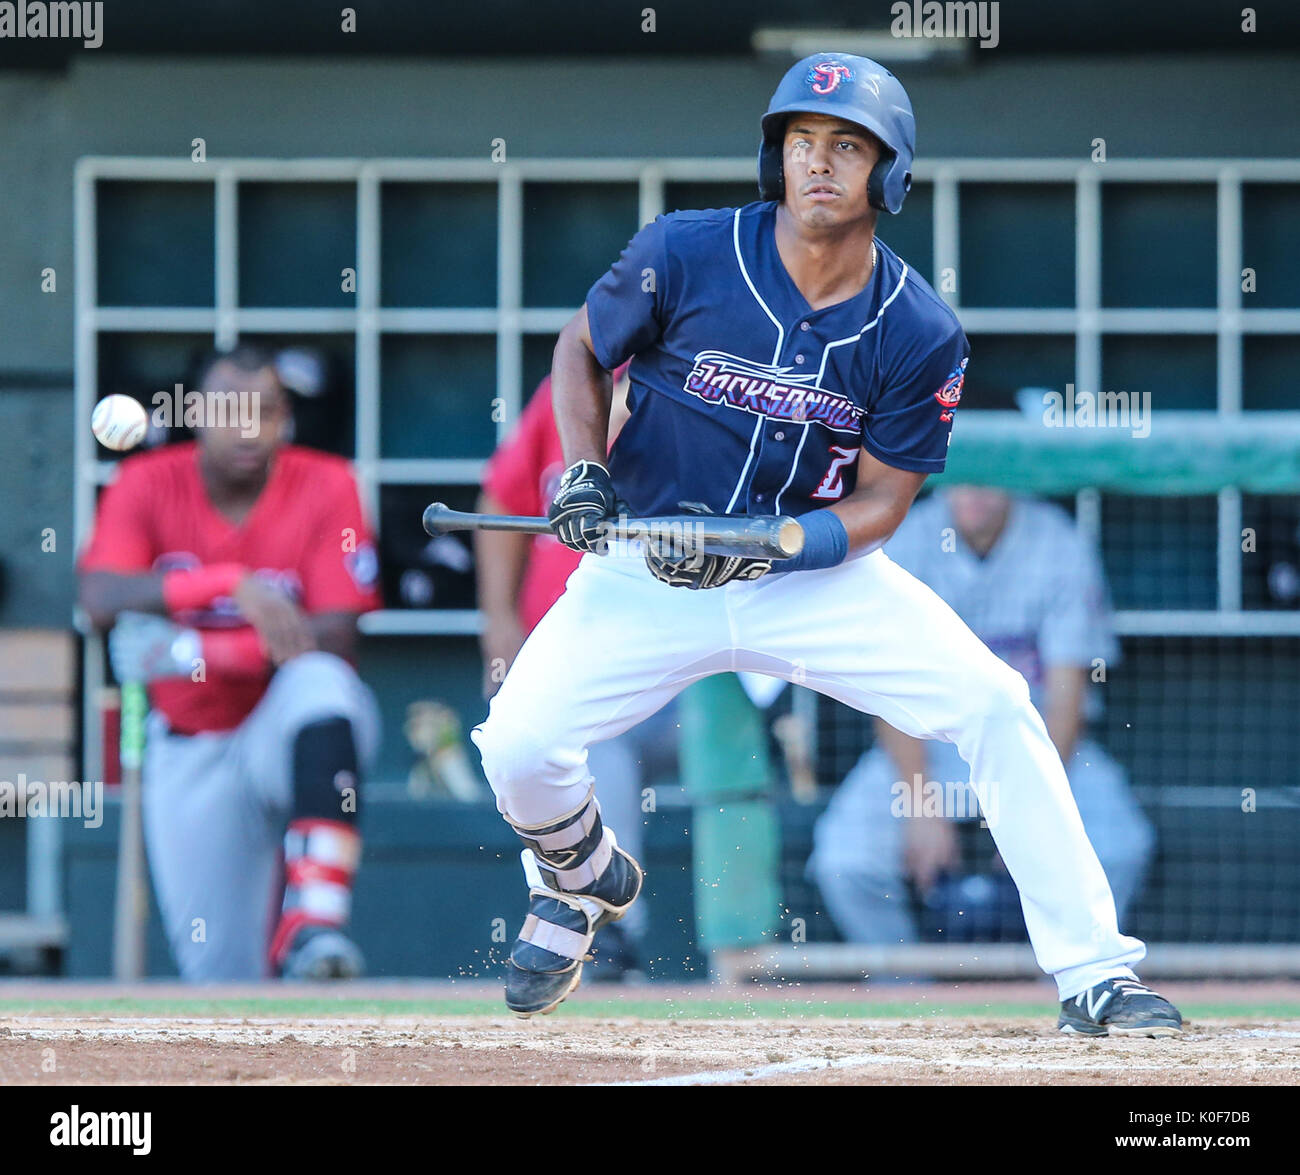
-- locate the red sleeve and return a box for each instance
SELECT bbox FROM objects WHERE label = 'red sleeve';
[299,467,383,615]
[481,379,556,516]
[78,461,156,572]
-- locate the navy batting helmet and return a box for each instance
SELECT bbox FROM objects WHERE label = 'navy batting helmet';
[758,54,915,214]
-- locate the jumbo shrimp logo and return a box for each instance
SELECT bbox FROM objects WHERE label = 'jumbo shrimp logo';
[809,61,853,95]
[683,350,865,435]
[934,357,968,422]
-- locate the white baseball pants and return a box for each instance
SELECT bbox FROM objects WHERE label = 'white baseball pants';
[471,547,1146,999]
[144,652,380,981]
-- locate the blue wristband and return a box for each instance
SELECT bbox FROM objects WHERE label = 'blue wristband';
[777,509,849,572]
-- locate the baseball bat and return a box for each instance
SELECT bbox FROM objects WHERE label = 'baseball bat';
[423,502,805,560]
[112,679,148,981]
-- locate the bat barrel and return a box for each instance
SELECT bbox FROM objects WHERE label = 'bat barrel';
[775,518,804,558]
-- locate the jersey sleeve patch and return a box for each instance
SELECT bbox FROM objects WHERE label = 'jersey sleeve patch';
[865,322,971,473]
[934,356,968,422]
[344,541,379,593]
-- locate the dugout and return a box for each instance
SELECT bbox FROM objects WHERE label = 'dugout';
[0,4,1298,975]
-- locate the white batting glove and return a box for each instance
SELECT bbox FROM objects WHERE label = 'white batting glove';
[109,611,202,683]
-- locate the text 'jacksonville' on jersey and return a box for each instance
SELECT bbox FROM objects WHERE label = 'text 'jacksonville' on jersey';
[584,200,970,519]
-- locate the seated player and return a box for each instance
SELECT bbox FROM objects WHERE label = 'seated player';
[78,344,382,981]
[808,485,1155,944]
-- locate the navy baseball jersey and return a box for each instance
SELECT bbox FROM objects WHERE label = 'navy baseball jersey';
[585,201,970,519]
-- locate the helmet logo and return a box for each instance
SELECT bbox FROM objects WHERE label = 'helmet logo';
[808,61,852,95]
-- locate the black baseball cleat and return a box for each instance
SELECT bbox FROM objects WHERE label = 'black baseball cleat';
[1058,977,1183,1037]
[503,791,645,1017]
[505,841,643,1018]
[279,925,365,981]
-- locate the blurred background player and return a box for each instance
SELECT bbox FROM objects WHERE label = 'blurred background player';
[476,361,675,978]
[808,484,1155,946]
[77,344,382,981]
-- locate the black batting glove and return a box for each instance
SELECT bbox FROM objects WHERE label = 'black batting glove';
[643,501,772,589]
[547,460,620,553]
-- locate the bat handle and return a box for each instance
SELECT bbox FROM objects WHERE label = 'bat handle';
[113,679,148,982]
[120,680,147,770]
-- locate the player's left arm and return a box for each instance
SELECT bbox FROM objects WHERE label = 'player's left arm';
[777,449,926,572]
[1038,519,1120,766]
[781,319,968,572]
[825,449,928,555]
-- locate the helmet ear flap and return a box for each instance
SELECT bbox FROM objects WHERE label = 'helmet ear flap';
[867,153,909,214]
[757,139,785,202]
[866,160,887,212]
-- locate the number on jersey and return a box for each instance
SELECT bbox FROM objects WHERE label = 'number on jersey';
[812,445,858,500]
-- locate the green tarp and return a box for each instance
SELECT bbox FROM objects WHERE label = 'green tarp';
[933,413,1300,495]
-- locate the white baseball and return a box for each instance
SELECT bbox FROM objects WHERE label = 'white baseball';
[91,394,149,452]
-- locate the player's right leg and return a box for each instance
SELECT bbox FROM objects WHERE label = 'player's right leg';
[142,714,280,980]
[471,551,730,1015]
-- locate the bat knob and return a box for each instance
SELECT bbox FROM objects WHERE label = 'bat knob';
[422,502,452,536]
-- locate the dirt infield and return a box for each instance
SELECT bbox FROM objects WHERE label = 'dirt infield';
[1,980,1298,1086]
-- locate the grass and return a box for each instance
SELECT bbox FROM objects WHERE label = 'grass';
[1,996,1298,1020]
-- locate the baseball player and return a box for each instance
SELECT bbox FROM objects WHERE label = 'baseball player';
[472,54,1181,1036]
[78,344,382,981]
[808,485,1155,945]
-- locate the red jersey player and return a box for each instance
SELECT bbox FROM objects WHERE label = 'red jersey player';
[78,344,382,981]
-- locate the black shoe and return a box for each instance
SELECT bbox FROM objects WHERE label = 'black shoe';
[505,843,643,1017]
[1058,977,1183,1037]
[280,925,365,981]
